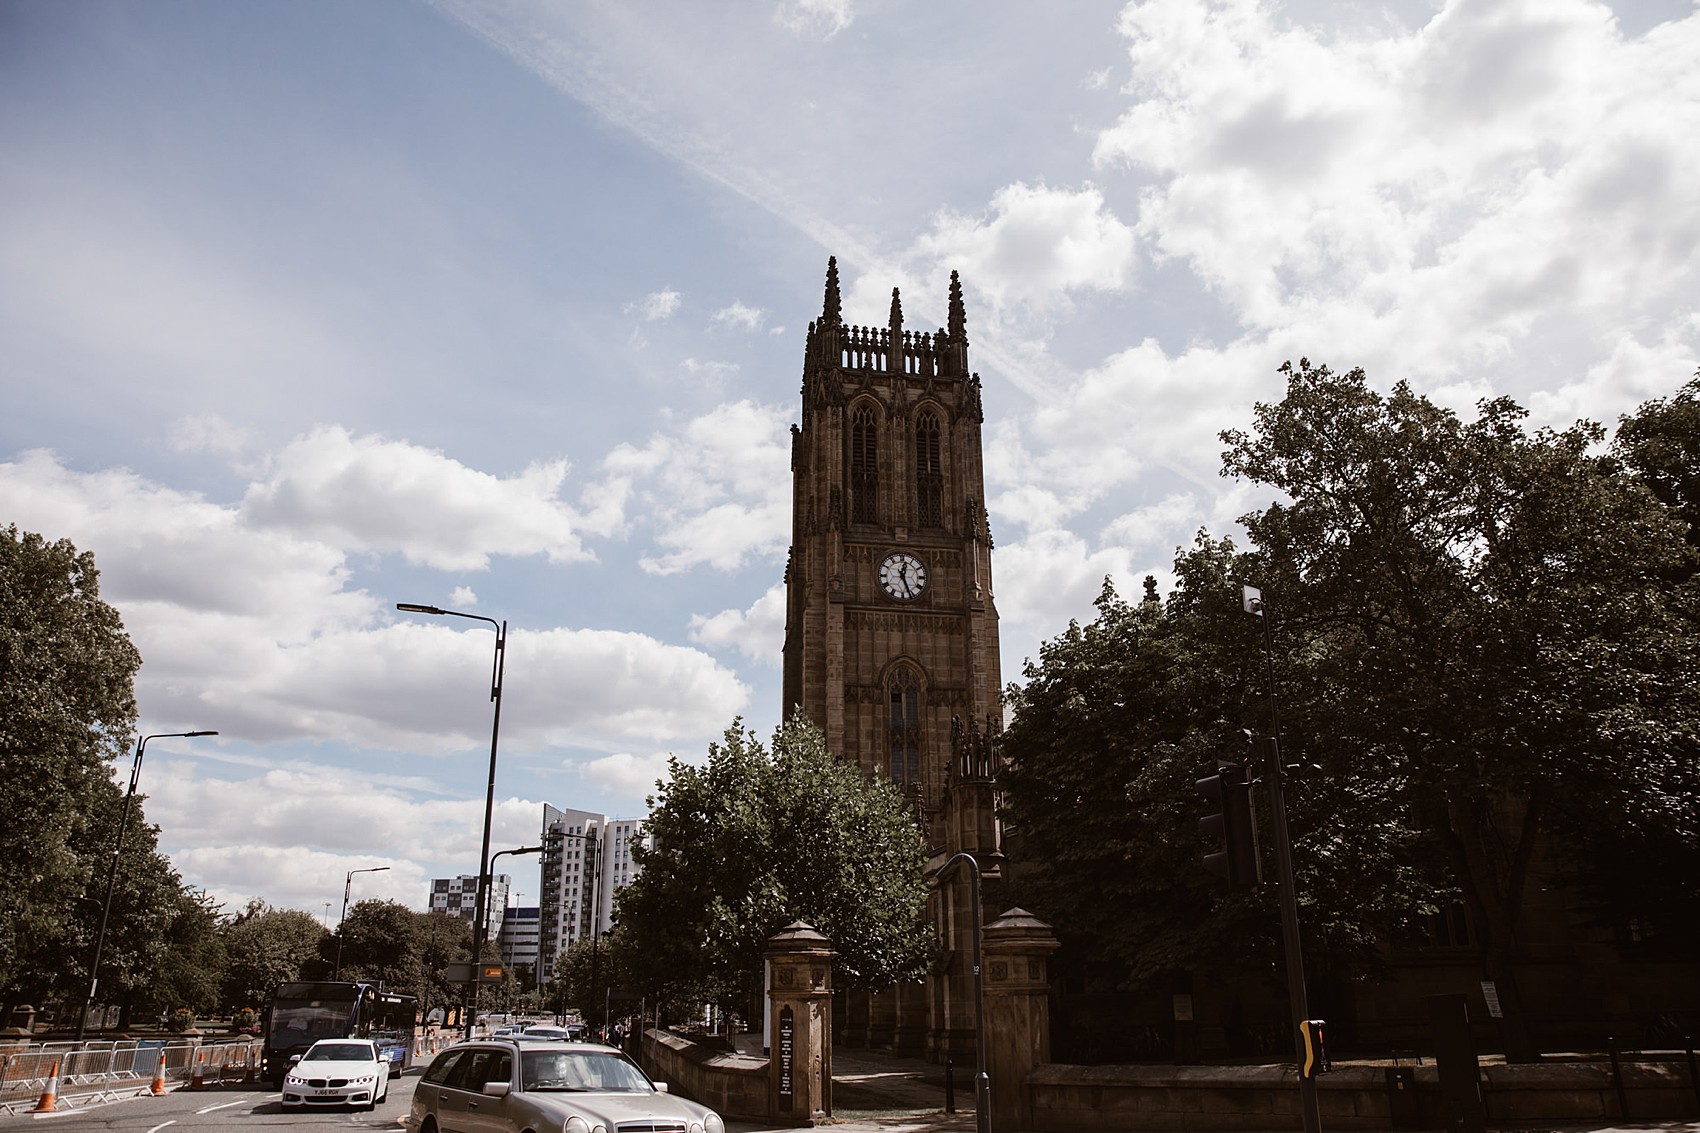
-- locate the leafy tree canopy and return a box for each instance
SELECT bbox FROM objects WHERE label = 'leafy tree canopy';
[1000,553,1431,990]
[0,526,142,1011]
[220,901,330,1009]
[332,898,422,989]
[614,716,932,1012]
[1614,371,1700,556]
[1000,362,1700,1062]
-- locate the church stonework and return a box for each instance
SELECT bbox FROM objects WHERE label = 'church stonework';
[783,258,1004,1060]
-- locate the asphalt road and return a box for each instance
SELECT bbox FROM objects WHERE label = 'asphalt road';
[0,1073,416,1131]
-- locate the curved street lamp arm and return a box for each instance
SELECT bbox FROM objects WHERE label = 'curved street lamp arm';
[77,729,217,1046]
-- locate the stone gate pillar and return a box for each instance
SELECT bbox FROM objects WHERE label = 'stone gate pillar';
[983,908,1059,1133]
[765,921,836,1126]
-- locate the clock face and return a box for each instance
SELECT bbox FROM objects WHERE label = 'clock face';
[879,553,927,600]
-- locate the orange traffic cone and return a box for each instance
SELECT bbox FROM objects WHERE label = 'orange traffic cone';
[188,1050,205,1090]
[150,1056,168,1095]
[243,1045,255,1084]
[32,1059,59,1113]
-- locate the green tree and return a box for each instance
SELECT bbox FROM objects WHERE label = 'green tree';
[549,929,634,1030]
[1216,360,1700,1060]
[330,898,420,988]
[999,561,1430,1019]
[410,910,473,1022]
[614,716,931,1018]
[77,773,199,1027]
[999,364,1700,1063]
[0,526,142,1016]
[1614,372,1700,553]
[219,902,329,1009]
[144,888,227,1020]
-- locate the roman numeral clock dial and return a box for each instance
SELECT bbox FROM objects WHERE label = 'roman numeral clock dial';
[879,553,927,601]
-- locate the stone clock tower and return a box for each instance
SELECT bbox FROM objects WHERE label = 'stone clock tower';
[782,257,1003,1060]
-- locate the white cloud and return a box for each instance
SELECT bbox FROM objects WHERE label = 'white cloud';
[241,426,604,570]
[915,182,1138,317]
[1088,0,1700,394]
[0,448,745,753]
[170,413,257,458]
[680,358,742,394]
[626,288,682,321]
[605,401,793,575]
[147,756,548,913]
[773,0,854,38]
[993,529,1138,666]
[0,449,369,640]
[690,584,786,664]
[576,751,675,806]
[711,300,765,332]
[450,585,479,607]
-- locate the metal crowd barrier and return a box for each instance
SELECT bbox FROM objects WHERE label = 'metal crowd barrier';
[0,1037,259,1114]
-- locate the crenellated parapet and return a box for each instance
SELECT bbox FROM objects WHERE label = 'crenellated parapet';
[833,324,960,376]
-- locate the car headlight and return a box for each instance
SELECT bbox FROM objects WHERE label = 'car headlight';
[563,1119,608,1133]
[704,1113,725,1133]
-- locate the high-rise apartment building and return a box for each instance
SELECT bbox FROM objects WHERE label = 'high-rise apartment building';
[537,805,649,982]
[426,873,511,943]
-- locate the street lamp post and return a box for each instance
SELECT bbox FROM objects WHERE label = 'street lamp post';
[485,845,542,1016]
[334,866,391,979]
[77,729,218,1046]
[1243,585,1322,1133]
[936,852,990,1133]
[397,602,507,1039]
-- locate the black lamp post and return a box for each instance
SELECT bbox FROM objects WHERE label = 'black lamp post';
[937,851,990,1133]
[486,845,542,1014]
[334,866,390,979]
[1243,584,1322,1133]
[77,729,218,1046]
[397,602,507,1039]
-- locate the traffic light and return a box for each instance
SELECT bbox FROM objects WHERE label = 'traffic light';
[1195,762,1261,887]
[1300,1019,1329,1077]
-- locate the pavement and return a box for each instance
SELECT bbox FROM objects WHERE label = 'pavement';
[725,1040,977,1133]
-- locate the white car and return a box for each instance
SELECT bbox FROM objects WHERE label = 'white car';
[405,1039,723,1133]
[281,1038,391,1111]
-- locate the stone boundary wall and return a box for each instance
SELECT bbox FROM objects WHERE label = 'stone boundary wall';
[641,1028,769,1121]
[1027,1059,1700,1132]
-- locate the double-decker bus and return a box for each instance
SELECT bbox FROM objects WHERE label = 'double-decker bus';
[262,981,418,1085]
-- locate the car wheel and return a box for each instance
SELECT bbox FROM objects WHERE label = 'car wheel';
[420,1118,439,1133]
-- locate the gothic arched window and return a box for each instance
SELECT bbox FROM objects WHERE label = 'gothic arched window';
[888,666,922,786]
[916,411,943,528]
[850,405,878,525]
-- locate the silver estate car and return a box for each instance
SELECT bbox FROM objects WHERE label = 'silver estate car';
[404,1039,724,1133]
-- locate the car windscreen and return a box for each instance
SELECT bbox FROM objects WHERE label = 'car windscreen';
[304,1043,372,1062]
[521,1049,653,1093]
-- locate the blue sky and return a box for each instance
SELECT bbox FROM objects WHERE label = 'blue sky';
[4,0,1696,919]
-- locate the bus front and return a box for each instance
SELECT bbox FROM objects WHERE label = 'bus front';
[262,982,366,1085]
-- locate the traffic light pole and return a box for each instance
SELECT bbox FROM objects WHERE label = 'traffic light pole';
[1246,587,1322,1133]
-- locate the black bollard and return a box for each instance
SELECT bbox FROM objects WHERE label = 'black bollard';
[1608,1036,1629,1120]
[1686,1037,1699,1115]
[945,1056,955,1113]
